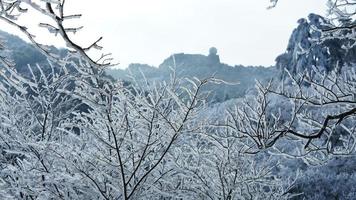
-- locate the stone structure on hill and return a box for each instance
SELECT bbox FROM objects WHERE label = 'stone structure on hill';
[208,47,220,64]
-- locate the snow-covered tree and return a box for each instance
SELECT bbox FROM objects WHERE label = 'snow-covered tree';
[229,0,356,159]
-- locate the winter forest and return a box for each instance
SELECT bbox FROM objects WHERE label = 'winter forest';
[0,0,355,199]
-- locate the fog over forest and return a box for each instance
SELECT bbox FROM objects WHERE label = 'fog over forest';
[0,1,355,199]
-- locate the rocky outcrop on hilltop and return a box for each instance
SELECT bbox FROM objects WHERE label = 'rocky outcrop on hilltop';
[275,13,356,75]
[159,48,221,71]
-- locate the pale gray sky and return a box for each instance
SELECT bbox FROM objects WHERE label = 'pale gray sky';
[1,0,327,68]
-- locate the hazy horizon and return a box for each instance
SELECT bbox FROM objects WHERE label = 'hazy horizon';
[0,0,327,68]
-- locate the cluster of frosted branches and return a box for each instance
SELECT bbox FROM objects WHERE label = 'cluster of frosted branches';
[223,66,355,163]
[0,1,294,199]
[327,0,356,21]
[270,67,355,155]
[0,0,112,66]
[325,0,356,51]
[0,51,289,199]
[260,0,356,161]
[162,126,295,199]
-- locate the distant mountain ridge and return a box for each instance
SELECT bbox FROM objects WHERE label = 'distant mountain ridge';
[107,48,276,102]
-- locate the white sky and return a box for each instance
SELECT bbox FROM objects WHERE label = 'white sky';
[1,0,327,68]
